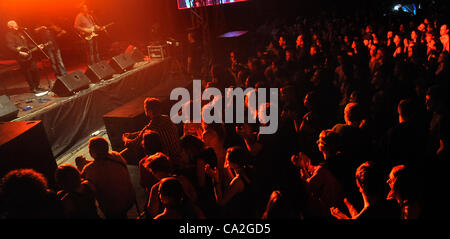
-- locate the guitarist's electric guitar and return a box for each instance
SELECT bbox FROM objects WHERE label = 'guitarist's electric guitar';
[79,22,114,40]
[17,41,52,61]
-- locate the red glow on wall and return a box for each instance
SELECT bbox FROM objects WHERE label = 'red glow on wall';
[1,0,81,18]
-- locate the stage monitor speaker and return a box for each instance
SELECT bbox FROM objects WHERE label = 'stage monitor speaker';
[0,95,19,121]
[52,70,91,97]
[110,53,136,73]
[85,60,116,83]
[103,95,148,154]
[125,45,146,62]
[0,121,57,187]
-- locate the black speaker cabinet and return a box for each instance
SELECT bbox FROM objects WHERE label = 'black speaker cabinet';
[52,70,91,97]
[109,53,136,73]
[85,60,116,83]
[0,121,57,187]
[103,95,148,152]
[0,95,19,121]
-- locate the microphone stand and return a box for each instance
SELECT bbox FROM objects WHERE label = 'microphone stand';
[22,28,51,94]
[22,28,50,59]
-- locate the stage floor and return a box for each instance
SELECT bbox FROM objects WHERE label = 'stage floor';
[5,60,150,119]
[9,58,190,158]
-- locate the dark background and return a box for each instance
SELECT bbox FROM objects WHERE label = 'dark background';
[0,0,448,67]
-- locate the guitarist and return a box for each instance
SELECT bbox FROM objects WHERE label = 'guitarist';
[5,20,45,93]
[74,3,105,65]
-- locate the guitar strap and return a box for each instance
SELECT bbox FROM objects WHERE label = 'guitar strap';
[88,15,96,27]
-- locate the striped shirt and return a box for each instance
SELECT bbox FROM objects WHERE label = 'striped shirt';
[145,115,182,164]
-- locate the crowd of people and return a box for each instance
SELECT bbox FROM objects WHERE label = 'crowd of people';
[0,11,448,219]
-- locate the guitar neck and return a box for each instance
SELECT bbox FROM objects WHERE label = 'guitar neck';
[27,42,50,54]
[100,23,114,30]
[27,46,40,54]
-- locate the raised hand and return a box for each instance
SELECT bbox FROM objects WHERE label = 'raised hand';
[344,198,358,218]
[330,207,350,219]
[204,164,219,182]
[291,153,301,167]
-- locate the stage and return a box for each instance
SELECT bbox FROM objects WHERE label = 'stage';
[8,57,189,160]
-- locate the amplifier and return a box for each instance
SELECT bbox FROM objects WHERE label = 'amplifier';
[147,44,168,60]
[0,121,57,187]
[0,95,18,121]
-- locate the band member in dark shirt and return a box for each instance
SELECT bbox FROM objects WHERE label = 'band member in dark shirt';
[74,3,105,65]
[5,20,44,93]
[187,31,202,78]
[34,22,68,79]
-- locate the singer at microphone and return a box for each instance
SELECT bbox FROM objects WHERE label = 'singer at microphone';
[5,20,44,93]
